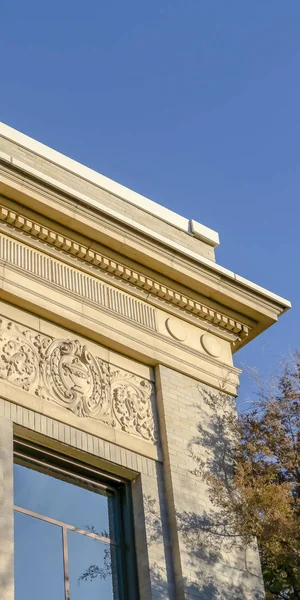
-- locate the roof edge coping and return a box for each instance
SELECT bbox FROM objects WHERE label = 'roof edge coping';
[0,122,219,248]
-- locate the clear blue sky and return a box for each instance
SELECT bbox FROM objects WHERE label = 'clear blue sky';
[1,1,299,403]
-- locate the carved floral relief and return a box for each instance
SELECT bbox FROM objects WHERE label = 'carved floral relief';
[111,371,154,441]
[0,318,156,442]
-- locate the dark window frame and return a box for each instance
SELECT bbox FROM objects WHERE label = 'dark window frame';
[13,437,139,600]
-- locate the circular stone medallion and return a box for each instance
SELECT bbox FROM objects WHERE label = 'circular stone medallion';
[166,318,187,342]
[201,334,221,358]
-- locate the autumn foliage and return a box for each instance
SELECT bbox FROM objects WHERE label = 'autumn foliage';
[200,355,300,599]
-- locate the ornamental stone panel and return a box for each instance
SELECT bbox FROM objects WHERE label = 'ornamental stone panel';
[0,316,156,443]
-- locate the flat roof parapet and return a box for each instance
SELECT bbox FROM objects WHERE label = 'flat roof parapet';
[0,122,219,250]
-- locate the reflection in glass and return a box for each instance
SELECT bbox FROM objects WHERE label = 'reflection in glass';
[14,463,111,535]
[14,511,65,600]
[14,459,125,600]
[68,530,118,600]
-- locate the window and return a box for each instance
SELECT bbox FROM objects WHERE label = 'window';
[13,438,138,600]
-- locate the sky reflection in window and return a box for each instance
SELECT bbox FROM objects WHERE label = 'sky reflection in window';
[14,463,120,600]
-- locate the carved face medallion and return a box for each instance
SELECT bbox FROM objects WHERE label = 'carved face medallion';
[40,340,110,419]
[61,352,92,395]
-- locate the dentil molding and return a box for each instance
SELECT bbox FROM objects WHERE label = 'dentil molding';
[0,203,250,343]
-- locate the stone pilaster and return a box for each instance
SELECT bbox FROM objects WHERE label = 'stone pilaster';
[156,365,265,600]
[0,417,14,600]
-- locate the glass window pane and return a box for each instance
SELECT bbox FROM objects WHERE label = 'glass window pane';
[14,511,65,600]
[68,529,121,600]
[14,463,111,536]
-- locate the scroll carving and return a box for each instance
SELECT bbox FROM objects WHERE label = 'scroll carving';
[38,340,111,422]
[0,318,156,442]
[111,371,154,441]
[0,322,43,391]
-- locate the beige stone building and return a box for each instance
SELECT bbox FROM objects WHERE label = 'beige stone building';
[0,123,290,600]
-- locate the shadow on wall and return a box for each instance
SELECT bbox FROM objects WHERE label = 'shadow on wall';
[149,566,260,600]
[143,385,265,600]
[145,493,264,600]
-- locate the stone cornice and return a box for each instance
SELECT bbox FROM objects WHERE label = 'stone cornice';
[0,202,250,345]
[0,160,290,349]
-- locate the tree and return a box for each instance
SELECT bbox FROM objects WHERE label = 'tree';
[196,354,300,599]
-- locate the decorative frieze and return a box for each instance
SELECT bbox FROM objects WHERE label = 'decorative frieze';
[0,317,156,442]
[0,204,250,341]
[0,232,157,331]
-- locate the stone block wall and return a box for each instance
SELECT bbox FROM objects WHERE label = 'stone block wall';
[156,365,265,600]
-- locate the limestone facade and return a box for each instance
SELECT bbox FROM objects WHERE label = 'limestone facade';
[0,123,290,599]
